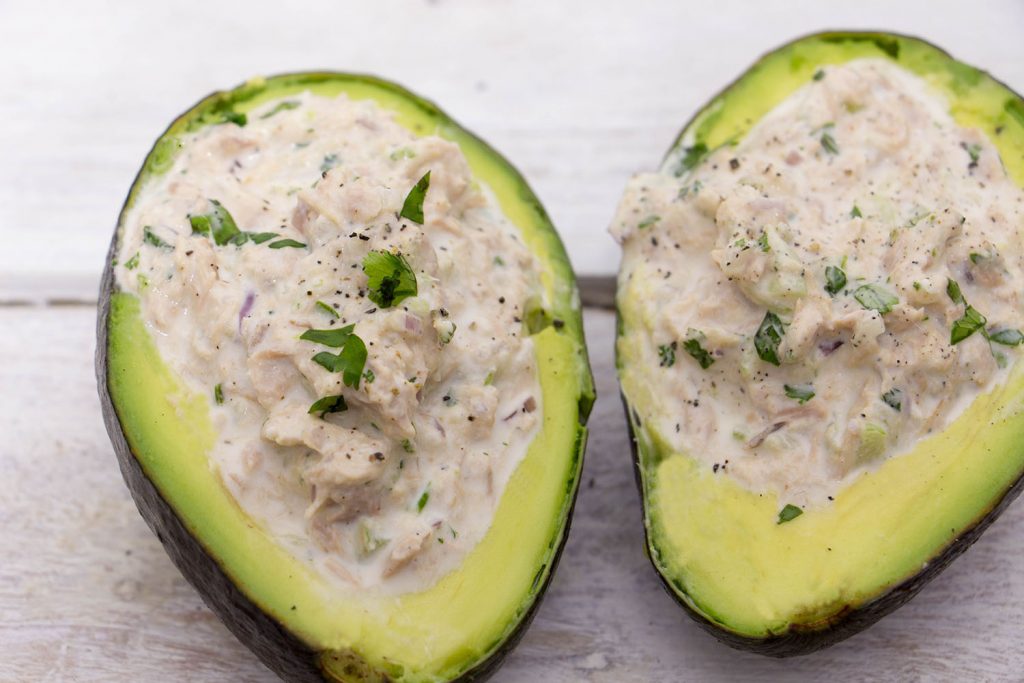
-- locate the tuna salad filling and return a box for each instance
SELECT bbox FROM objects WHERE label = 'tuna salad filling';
[115,92,544,593]
[613,59,1024,508]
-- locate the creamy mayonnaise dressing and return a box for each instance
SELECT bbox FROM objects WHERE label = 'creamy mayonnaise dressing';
[115,91,544,593]
[613,59,1024,507]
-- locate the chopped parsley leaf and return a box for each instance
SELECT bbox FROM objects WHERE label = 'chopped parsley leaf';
[853,284,898,314]
[315,300,339,318]
[850,205,862,218]
[249,231,279,244]
[820,131,840,155]
[311,332,367,389]
[754,311,786,366]
[401,438,415,453]
[947,278,964,304]
[124,252,140,270]
[308,395,348,417]
[824,265,846,296]
[189,199,241,246]
[637,215,660,230]
[988,328,1024,346]
[964,142,982,165]
[951,305,986,345]
[882,388,902,411]
[784,384,815,404]
[268,238,306,249]
[320,153,340,174]
[682,337,714,369]
[417,486,430,512]
[399,171,431,224]
[213,384,224,405]
[300,324,354,347]
[777,504,803,524]
[142,226,171,249]
[658,342,676,368]
[362,250,417,308]
[812,69,825,81]
[757,232,771,252]
[363,368,375,384]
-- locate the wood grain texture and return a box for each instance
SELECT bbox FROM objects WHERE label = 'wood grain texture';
[1,0,1023,302]
[2,306,1024,681]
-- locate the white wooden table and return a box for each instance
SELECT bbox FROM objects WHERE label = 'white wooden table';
[3,2,1024,681]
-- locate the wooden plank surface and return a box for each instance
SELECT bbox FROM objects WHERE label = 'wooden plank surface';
[3,306,1023,682]
[2,0,1023,302]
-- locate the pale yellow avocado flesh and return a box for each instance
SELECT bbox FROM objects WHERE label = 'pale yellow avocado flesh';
[108,75,592,681]
[619,33,1024,638]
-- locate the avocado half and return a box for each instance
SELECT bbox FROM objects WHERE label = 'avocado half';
[96,73,594,682]
[617,32,1024,656]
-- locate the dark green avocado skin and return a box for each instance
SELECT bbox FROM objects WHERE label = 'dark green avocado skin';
[96,74,590,683]
[621,30,1024,658]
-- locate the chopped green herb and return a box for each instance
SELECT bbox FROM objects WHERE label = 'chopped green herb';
[637,215,660,230]
[951,305,987,345]
[484,370,495,386]
[137,274,149,289]
[308,395,348,417]
[300,324,354,347]
[658,342,676,368]
[676,142,708,176]
[493,255,506,266]
[213,384,224,405]
[987,328,1024,346]
[682,337,714,369]
[784,384,815,404]
[249,231,279,244]
[820,131,840,155]
[311,332,367,389]
[417,486,430,512]
[315,300,339,318]
[812,69,825,81]
[189,199,241,246]
[268,238,306,249]
[142,226,171,249]
[777,504,803,524]
[399,171,431,224]
[853,284,898,314]
[881,388,902,411]
[964,142,982,165]
[850,205,862,218]
[362,250,417,308]
[124,252,140,270]
[757,232,771,252]
[754,311,786,366]
[259,100,300,119]
[363,368,375,384]
[947,278,964,304]
[401,438,415,453]
[824,265,847,296]
[320,153,340,174]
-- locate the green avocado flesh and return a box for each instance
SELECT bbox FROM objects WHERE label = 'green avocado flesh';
[618,32,1024,653]
[101,73,593,682]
